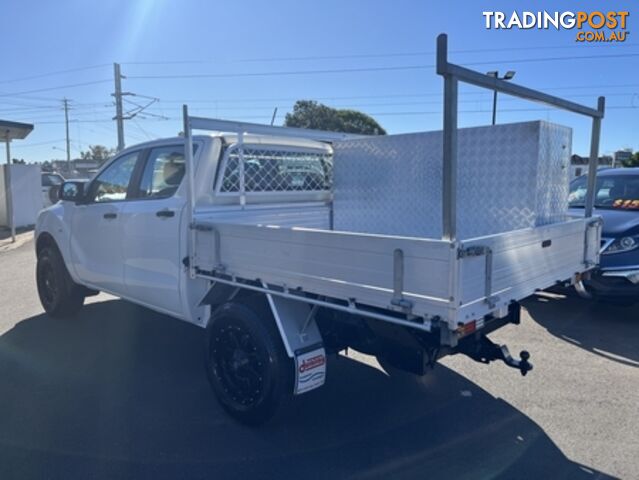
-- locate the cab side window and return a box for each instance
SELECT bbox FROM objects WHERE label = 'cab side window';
[138,146,186,199]
[90,151,139,203]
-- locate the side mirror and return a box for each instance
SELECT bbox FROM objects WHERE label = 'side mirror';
[59,181,85,203]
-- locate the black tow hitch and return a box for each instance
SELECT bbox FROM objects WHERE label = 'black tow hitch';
[458,335,533,376]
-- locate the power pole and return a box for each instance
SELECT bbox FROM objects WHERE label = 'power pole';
[112,64,160,149]
[63,98,71,172]
[113,63,125,152]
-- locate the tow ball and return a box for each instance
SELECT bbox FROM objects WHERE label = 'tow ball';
[458,335,533,376]
[497,345,532,376]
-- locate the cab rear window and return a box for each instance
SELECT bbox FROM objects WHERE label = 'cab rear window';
[218,147,332,193]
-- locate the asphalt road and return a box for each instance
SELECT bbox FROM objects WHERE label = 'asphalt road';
[0,240,637,479]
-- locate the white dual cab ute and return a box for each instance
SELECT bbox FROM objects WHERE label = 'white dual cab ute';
[35,35,605,425]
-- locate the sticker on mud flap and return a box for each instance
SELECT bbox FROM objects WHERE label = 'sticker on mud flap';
[294,346,326,395]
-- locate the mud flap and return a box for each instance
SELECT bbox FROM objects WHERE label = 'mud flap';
[262,283,326,395]
[294,344,327,395]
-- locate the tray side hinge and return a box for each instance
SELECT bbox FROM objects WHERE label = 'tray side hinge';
[457,245,497,309]
[390,248,414,311]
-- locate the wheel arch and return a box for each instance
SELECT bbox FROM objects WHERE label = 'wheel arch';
[201,283,324,358]
[35,228,83,286]
[36,231,60,256]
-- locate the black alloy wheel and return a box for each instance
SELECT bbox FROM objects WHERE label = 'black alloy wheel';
[205,301,293,425]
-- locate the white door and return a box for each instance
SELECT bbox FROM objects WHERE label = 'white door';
[70,150,141,294]
[121,145,187,317]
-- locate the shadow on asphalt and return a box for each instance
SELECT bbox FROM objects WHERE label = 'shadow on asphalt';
[0,299,614,480]
[0,226,33,242]
[524,293,639,368]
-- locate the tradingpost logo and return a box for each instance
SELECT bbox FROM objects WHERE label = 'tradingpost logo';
[482,11,630,42]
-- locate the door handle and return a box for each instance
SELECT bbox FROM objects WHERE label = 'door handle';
[156,209,175,218]
[103,212,117,219]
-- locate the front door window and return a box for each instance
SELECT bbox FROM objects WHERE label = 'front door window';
[90,152,139,203]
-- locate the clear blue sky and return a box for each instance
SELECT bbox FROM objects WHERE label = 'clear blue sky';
[1,0,637,162]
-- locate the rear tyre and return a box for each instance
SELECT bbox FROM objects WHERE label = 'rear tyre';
[36,245,85,317]
[205,300,293,426]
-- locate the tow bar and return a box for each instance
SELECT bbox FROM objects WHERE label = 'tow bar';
[459,335,533,376]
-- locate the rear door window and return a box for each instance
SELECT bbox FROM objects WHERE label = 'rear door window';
[138,146,186,199]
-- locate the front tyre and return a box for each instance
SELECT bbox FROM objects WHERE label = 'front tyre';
[205,301,293,426]
[36,246,85,317]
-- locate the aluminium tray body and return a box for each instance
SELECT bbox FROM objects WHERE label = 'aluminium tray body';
[192,120,600,330]
[193,216,600,329]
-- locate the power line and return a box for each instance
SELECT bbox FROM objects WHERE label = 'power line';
[0,64,111,85]
[0,103,114,118]
[7,91,636,123]
[463,52,639,67]
[137,93,635,112]
[22,102,638,126]
[31,104,636,125]
[126,89,638,113]
[10,139,67,148]
[18,83,637,108]
[0,79,111,98]
[0,99,61,109]
[361,105,637,116]
[0,105,62,114]
[121,42,639,65]
[131,118,156,140]
[0,93,65,103]
[1,74,637,109]
[127,64,432,80]
[125,52,639,80]
[4,108,118,122]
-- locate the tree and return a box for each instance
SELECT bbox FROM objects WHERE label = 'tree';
[284,100,386,135]
[622,152,639,168]
[80,145,115,164]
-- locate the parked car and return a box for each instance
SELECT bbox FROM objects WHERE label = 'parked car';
[569,168,639,302]
[41,172,65,207]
